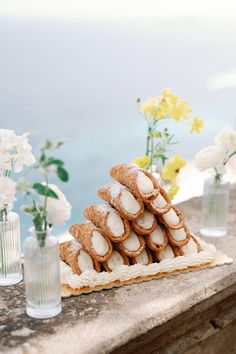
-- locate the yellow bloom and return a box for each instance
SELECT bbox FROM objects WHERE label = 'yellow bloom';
[140,97,165,120]
[168,183,180,200]
[133,155,151,170]
[191,116,204,133]
[162,88,172,99]
[168,98,192,121]
[162,155,186,180]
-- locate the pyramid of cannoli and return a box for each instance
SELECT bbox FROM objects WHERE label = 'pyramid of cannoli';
[60,163,232,297]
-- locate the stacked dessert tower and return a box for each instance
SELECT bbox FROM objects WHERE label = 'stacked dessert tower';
[60,163,203,281]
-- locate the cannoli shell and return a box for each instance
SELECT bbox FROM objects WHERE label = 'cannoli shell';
[97,183,144,220]
[116,233,146,257]
[153,243,179,262]
[158,206,185,230]
[131,212,157,235]
[146,187,172,215]
[60,240,101,274]
[166,224,190,247]
[69,222,113,263]
[84,204,130,242]
[145,224,168,252]
[130,247,153,265]
[178,234,203,255]
[110,163,160,201]
[103,246,130,272]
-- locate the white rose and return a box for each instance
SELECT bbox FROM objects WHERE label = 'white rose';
[194,145,225,172]
[42,184,72,225]
[214,126,236,152]
[14,133,36,173]
[0,176,16,210]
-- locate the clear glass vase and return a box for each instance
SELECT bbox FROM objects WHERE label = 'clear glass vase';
[200,173,230,237]
[0,212,22,286]
[24,228,62,319]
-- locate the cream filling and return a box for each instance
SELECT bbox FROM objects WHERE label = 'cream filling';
[61,248,219,290]
[181,238,198,255]
[163,208,180,225]
[169,228,187,241]
[107,210,125,236]
[107,251,125,271]
[91,231,109,256]
[122,230,140,251]
[120,189,141,215]
[77,251,94,272]
[136,210,154,229]
[136,171,154,195]
[158,245,175,261]
[152,193,167,209]
[150,227,165,245]
[135,250,149,265]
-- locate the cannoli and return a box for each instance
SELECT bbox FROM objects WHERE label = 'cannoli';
[178,235,202,256]
[153,244,178,262]
[110,163,160,201]
[145,224,168,252]
[116,230,146,257]
[103,248,129,272]
[130,248,153,265]
[166,224,190,247]
[84,204,130,242]
[97,182,144,220]
[146,187,171,215]
[159,206,184,230]
[69,222,113,263]
[131,210,157,235]
[60,240,101,274]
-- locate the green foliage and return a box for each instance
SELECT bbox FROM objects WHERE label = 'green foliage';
[19,139,70,246]
[32,183,58,199]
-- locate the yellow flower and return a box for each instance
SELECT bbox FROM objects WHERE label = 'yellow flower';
[162,155,186,180]
[191,116,204,133]
[168,98,192,121]
[162,88,172,99]
[140,97,165,120]
[133,155,151,170]
[168,183,180,200]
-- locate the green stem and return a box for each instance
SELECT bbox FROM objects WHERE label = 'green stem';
[223,150,236,165]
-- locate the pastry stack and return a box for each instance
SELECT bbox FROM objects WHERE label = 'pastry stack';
[60,163,232,296]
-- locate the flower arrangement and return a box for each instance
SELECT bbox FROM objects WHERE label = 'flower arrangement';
[134,88,204,199]
[18,140,71,247]
[0,129,35,221]
[195,126,236,182]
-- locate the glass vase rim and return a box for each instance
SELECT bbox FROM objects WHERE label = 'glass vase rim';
[29,226,52,236]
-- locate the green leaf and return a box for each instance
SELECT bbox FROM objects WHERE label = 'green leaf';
[33,183,58,199]
[57,166,69,182]
[45,158,64,167]
[33,213,44,232]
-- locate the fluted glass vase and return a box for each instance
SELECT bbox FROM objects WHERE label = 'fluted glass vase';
[0,212,22,286]
[200,173,230,237]
[24,228,61,319]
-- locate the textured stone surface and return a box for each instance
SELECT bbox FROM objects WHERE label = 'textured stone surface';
[0,190,236,354]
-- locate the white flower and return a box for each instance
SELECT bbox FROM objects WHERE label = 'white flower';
[0,176,16,210]
[194,145,225,172]
[0,129,36,173]
[41,184,71,225]
[214,126,236,152]
[14,133,36,173]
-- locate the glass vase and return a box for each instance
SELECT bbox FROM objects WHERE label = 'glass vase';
[200,173,230,237]
[24,228,62,319]
[0,212,22,286]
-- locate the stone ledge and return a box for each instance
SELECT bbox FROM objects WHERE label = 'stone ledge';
[0,190,236,354]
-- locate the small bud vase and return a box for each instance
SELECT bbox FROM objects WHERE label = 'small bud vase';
[200,173,230,237]
[24,228,62,319]
[0,212,22,286]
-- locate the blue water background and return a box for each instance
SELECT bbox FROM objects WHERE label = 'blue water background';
[0,16,235,243]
